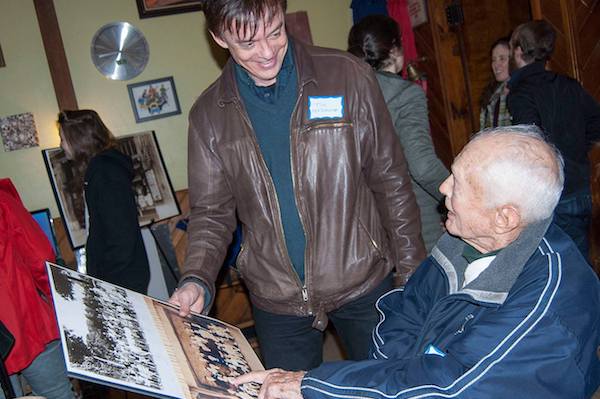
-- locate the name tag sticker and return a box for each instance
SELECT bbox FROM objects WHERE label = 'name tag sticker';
[308,96,344,120]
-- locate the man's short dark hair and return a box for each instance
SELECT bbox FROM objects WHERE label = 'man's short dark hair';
[511,20,556,64]
[203,0,287,38]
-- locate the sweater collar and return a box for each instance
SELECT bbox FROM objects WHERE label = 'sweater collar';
[432,217,552,305]
[508,61,545,89]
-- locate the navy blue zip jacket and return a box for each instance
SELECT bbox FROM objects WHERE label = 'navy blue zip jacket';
[301,219,600,398]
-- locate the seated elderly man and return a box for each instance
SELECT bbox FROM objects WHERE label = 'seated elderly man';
[236,125,600,398]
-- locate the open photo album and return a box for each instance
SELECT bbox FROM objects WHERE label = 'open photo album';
[46,262,263,399]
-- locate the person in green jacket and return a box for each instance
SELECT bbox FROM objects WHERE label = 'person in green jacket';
[348,14,449,252]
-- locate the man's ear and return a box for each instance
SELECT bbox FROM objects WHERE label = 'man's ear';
[494,205,521,234]
[210,31,229,50]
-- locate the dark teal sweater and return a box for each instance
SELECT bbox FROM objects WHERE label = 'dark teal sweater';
[235,44,306,282]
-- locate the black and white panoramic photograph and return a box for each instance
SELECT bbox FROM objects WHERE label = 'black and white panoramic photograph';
[47,263,263,399]
[43,130,180,249]
[47,263,185,398]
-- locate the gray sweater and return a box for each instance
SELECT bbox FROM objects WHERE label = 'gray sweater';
[376,72,449,251]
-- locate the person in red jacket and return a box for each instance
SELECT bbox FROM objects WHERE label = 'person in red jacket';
[0,178,74,399]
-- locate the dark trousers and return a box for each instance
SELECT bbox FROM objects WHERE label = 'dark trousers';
[553,189,592,261]
[252,274,393,371]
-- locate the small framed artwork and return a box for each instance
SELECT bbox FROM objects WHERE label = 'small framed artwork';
[127,76,182,123]
[43,130,181,249]
[136,0,204,19]
[0,112,39,151]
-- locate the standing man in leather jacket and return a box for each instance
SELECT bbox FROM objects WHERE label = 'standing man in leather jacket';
[169,0,425,371]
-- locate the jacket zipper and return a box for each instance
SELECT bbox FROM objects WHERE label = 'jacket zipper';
[290,83,312,315]
[294,116,354,313]
[233,99,308,312]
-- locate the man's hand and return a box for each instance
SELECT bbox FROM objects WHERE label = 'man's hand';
[168,282,205,317]
[233,369,306,399]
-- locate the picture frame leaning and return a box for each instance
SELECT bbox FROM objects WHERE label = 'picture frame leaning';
[42,130,181,249]
[127,76,182,123]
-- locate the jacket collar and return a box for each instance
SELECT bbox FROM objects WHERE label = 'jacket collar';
[508,61,545,89]
[214,35,316,106]
[431,217,552,305]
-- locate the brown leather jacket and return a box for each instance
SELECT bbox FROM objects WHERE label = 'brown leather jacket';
[182,39,425,326]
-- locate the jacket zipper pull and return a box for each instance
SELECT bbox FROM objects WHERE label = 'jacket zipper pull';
[302,286,313,316]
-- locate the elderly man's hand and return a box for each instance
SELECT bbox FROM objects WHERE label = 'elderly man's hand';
[233,369,306,399]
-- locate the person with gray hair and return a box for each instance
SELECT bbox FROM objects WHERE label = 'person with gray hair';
[235,125,600,399]
[471,125,564,224]
[508,19,600,260]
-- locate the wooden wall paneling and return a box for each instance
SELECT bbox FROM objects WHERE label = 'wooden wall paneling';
[507,0,533,28]
[558,0,580,80]
[530,0,579,79]
[413,16,453,167]
[575,1,600,98]
[425,0,473,158]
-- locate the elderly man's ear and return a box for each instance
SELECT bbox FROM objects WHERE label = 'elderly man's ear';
[493,205,521,234]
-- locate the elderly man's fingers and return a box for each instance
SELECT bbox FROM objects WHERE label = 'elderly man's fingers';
[259,370,306,399]
[233,369,281,386]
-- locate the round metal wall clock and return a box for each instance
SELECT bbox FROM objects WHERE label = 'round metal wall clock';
[90,22,149,81]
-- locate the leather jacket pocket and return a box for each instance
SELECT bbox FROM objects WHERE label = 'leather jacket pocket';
[358,217,384,260]
[301,121,353,134]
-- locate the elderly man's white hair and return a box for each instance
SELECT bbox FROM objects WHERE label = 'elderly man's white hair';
[470,124,565,223]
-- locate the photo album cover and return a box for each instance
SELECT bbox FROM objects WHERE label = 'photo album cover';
[46,262,263,399]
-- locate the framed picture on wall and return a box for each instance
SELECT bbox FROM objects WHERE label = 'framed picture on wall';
[127,76,182,123]
[42,130,180,249]
[136,0,204,19]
